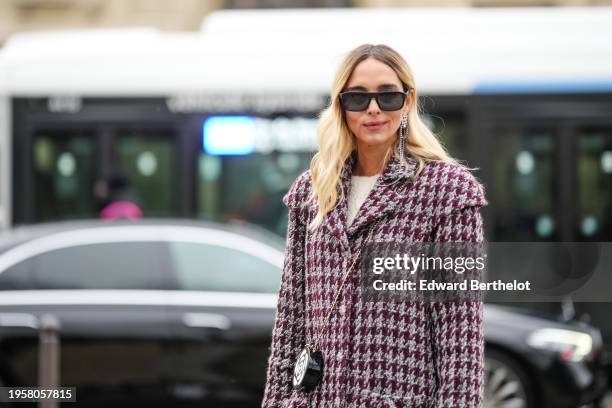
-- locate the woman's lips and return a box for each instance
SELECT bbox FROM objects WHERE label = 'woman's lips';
[364,121,386,130]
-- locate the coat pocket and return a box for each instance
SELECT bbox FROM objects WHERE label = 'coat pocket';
[350,389,432,408]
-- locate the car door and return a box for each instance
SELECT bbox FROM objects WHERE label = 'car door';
[0,234,175,407]
[160,229,283,408]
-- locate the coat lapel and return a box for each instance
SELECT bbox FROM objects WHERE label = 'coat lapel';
[319,151,419,244]
[316,153,354,250]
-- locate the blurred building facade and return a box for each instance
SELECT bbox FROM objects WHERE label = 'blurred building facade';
[1,0,611,45]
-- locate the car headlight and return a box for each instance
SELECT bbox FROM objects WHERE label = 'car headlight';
[526,328,593,362]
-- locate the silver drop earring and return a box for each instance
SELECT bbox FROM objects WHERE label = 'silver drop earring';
[398,111,408,163]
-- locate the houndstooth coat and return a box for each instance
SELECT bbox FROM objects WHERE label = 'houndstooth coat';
[261,151,488,408]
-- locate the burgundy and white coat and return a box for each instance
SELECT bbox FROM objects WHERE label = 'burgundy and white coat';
[261,151,488,408]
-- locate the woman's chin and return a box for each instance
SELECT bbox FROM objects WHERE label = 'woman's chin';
[356,133,394,148]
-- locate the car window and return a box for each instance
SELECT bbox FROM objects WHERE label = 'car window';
[168,241,280,293]
[0,258,34,290]
[28,242,167,290]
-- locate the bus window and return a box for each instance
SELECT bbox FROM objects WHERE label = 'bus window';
[492,128,557,241]
[197,151,312,237]
[423,114,468,162]
[113,131,177,217]
[32,131,97,222]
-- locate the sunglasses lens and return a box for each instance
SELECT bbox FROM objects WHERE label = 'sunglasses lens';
[341,92,406,111]
[378,92,405,111]
[342,93,369,111]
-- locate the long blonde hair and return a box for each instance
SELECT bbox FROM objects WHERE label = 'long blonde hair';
[307,43,458,230]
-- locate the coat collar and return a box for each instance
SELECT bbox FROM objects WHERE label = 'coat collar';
[319,150,419,248]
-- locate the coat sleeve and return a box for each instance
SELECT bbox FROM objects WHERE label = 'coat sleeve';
[428,168,488,408]
[260,174,309,408]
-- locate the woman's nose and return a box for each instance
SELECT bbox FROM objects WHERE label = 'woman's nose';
[367,96,381,113]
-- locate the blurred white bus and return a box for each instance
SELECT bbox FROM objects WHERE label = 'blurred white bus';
[0,6,611,242]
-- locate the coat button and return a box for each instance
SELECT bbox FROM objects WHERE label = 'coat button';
[339,304,346,315]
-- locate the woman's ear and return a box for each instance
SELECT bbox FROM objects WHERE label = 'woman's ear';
[404,88,414,111]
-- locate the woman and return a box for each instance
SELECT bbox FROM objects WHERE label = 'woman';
[262,44,487,408]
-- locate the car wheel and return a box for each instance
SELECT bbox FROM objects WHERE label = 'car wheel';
[485,349,536,408]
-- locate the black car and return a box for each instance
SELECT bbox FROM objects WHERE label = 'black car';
[484,305,608,408]
[0,220,607,407]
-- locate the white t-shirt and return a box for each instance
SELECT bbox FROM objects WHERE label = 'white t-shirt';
[347,174,381,226]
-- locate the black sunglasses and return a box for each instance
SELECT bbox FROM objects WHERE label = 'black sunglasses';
[339,89,410,112]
